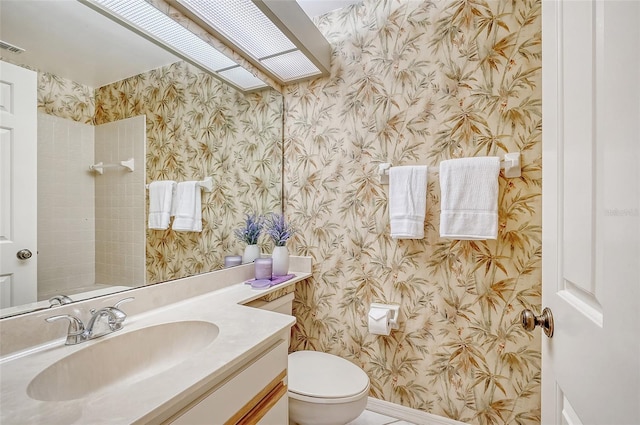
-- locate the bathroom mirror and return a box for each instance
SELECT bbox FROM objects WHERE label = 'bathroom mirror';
[0,0,283,318]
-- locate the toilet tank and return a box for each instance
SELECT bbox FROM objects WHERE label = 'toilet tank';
[245,292,294,315]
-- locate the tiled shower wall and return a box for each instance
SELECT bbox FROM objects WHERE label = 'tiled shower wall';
[94,116,146,287]
[37,113,95,299]
[36,112,145,298]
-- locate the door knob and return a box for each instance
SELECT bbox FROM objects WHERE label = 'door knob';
[521,307,554,338]
[16,249,33,260]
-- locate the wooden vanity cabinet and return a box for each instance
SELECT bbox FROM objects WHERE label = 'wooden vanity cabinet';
[166,337,288,425]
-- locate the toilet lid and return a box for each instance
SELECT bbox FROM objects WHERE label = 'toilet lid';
[288,351,370,399]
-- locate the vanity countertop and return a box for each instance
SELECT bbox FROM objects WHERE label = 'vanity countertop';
[0,272,310,424]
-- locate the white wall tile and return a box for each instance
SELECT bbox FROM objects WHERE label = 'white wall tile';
[94,115,145,287]
[37,113,95,299]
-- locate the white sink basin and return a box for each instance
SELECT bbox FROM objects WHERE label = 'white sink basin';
[27,321,219,401]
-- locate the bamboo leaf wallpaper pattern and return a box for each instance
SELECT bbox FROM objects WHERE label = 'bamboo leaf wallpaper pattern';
[284,1,542,424]
[36,71,95,124]
[94,62,283,283]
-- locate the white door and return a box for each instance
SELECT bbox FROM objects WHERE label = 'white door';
[0,61,38,308]
[541,1,640,424]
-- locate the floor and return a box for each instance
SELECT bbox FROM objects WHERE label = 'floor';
[347,409,416,425]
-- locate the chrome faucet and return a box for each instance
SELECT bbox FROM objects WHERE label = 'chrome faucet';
[45,314,85,345]
[84,308,120,339]
[45,297,134,345]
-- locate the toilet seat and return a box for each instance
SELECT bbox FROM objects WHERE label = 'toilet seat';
[288,351,370,403]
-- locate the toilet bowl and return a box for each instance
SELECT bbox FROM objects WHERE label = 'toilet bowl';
[247,293,370,425]
[288,350,370,425]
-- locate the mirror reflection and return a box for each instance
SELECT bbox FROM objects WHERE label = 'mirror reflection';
[0,0,283,318]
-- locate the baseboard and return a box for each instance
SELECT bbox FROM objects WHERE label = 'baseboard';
[366,397,469,425]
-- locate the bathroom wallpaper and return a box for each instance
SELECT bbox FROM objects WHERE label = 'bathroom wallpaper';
[37,71,95,124]
[94,61,283,283]
[283,1,542,424]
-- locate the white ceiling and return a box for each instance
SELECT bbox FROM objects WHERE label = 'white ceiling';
[296,0,361,17]
[0,0,360,89]
[0,0,180,88]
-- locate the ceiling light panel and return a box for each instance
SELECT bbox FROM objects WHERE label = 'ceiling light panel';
[92,0,237,72]
[261,50,320,82]
[177,0,296,59]
[219,67,268,91]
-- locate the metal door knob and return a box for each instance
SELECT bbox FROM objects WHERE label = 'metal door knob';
[16,249,33,260]
[521,307,554,338]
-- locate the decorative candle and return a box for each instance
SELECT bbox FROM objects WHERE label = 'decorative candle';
[254,258,273,280]
[224,255,243,268]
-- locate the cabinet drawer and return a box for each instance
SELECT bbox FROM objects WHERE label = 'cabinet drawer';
[170,339,288,425]
[256,393,288,425]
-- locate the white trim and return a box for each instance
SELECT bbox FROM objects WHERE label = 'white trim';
[365,397,469,425]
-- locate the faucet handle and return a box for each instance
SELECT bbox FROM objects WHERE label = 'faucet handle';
[105,297,134,331]
[45,314,85,345]
[114,297,134,310]
[45,314,84,332]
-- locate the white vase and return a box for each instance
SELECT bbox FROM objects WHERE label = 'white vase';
[243,244,260,264]
[271,245,289,276]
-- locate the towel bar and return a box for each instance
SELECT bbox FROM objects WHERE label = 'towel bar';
[377,152,521,184]
[145,176,213,192]
[89,158,134,175]
[499,152,521,178]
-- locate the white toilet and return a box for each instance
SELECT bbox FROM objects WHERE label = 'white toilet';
[288,350,370,425]
[249,292,370,425]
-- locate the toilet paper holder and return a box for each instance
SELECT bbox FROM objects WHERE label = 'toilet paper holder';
[370,303,400,330]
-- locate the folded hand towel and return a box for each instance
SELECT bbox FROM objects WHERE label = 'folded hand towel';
[389,165,428,239]
[439,157,500,240]
[148,181,176,230]
[171,181,202,232]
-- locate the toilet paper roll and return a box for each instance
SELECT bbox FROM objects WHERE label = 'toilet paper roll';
[368,307,391,335]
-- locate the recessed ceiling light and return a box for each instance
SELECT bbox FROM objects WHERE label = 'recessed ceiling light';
[218,67,269,91]
[177,0,296,59]
[171,0,330,84]
[261,50,320,82]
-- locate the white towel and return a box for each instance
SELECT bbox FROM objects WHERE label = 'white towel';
[171,181,202,232]
[389,165,428,239]
[439,157,500,240]
[148,181,176,230]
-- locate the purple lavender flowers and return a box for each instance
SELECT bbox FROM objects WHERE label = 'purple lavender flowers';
[234,213,264,245]
[264,213,294,247]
